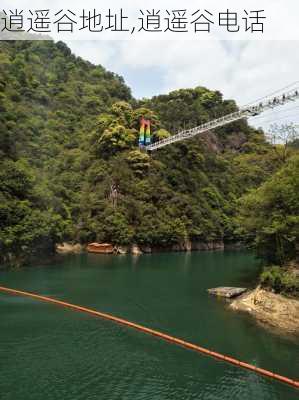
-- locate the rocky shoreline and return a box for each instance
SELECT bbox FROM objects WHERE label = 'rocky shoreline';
[56,240,229,255]
[230,286,299,334]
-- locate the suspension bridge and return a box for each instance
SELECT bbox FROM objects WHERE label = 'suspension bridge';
[144,87,299,151]
[2,84,299,393]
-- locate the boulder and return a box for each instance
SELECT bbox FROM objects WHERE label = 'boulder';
[230,287,299,333]
[115,246,128,254]
[208,287,247,298]
[131,244,142,255]
[56,243,83,254]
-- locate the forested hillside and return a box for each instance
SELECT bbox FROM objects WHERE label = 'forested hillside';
[0,40,296,267]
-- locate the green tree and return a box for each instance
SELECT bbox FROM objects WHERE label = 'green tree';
[237,155,299,265]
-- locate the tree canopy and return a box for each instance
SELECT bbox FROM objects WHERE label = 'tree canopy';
[0,40,296,267]
[237,155,299,265]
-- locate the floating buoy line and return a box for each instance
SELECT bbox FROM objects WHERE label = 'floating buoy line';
[0,285,298,390]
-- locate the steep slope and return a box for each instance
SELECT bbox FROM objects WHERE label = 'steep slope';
[0,40,281,266]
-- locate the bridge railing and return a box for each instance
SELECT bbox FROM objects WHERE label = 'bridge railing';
[145,89,299,151]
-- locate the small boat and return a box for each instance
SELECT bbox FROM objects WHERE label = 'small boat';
[87,243,114,254]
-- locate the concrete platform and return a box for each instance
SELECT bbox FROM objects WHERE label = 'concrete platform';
[208,287,247,298]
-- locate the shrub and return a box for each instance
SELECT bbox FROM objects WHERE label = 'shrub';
[260,265,299,297]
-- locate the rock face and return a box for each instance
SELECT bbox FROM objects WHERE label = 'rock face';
[151,241,224,253]
[131,244,142,255]
[115,246,128,254]
[65,240,225,256]
[171,240,192,252]
[56,243,83,254]
[192,241,224,251]
[140,245,152,253]
[201,131,247,153]
[131,240,225,254]
[230,287,299,334]
[87,243,114,254]
[208,287,247,298]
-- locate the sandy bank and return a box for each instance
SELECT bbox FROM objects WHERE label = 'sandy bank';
[230,287,299,334]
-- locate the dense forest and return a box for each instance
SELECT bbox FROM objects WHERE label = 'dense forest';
[0,40,298,286]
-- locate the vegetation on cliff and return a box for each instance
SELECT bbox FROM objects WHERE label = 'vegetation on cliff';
[260,265,299,297]
[237,154,299,296]
[237,154,299,265]
[0,40,297,267]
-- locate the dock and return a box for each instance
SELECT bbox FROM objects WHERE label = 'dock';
[208,287,247,299]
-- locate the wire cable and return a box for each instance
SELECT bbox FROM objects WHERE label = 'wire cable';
[241,81,299,108]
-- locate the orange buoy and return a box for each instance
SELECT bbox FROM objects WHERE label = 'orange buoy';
[0,285,298,390]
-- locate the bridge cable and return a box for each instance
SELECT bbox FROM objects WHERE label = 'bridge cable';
[241,81,299,108]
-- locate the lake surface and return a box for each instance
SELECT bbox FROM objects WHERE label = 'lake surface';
[0,250,298,399]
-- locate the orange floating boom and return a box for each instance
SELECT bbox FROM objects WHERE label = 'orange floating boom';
[0,285,298,390]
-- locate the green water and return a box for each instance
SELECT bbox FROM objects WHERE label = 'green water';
[0,251,298,399]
